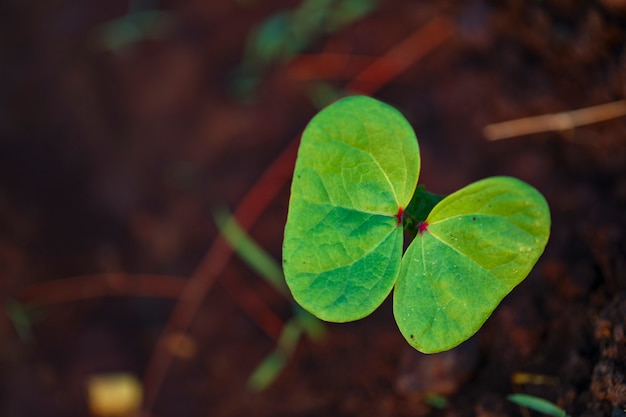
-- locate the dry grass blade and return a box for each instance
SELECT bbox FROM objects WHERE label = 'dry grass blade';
[484,100,626,141]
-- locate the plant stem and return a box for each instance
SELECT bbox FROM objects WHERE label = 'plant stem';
[403,185,445,232]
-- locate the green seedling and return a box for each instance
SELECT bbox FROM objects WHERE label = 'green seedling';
[282,96,550,353]
[508,393,569,417]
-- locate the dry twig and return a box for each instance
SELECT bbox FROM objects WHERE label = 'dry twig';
[484,100,626,141]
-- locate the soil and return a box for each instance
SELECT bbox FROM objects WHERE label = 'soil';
[1,1,625,416]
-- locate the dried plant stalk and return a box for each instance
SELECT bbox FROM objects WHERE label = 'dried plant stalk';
[484,100,626,141]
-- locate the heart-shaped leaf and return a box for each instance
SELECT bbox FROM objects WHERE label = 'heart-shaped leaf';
[283,96,420,322]
[393,176,550,353]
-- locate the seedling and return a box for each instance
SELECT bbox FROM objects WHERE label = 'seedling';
[282,96,550,353]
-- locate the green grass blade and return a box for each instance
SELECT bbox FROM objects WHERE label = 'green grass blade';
[247,318,303,392]
[213,208,287,296]
[508,394,568,417]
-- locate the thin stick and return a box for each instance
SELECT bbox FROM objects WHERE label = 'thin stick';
[17,273,185,305]
[346,16,454,94]
[483,100,626,141]
[287,53,374,81]
[219,271,284,341]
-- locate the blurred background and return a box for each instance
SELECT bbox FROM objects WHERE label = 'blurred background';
[1,0,625,416]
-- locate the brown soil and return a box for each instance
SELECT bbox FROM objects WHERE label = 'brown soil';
[1,1,625,416]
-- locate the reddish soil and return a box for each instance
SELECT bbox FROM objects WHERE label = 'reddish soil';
[1,1,625,416]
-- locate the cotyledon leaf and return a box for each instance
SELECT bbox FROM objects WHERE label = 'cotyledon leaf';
[283,95,420,322]
[394,176,550,353]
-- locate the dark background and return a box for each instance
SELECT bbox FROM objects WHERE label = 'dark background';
[1,0,625,416]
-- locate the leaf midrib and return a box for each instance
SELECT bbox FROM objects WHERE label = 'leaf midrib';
[317,135,400,208]
[429,212,539,237]
[424,230,513,289]
[301,199,397,219]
